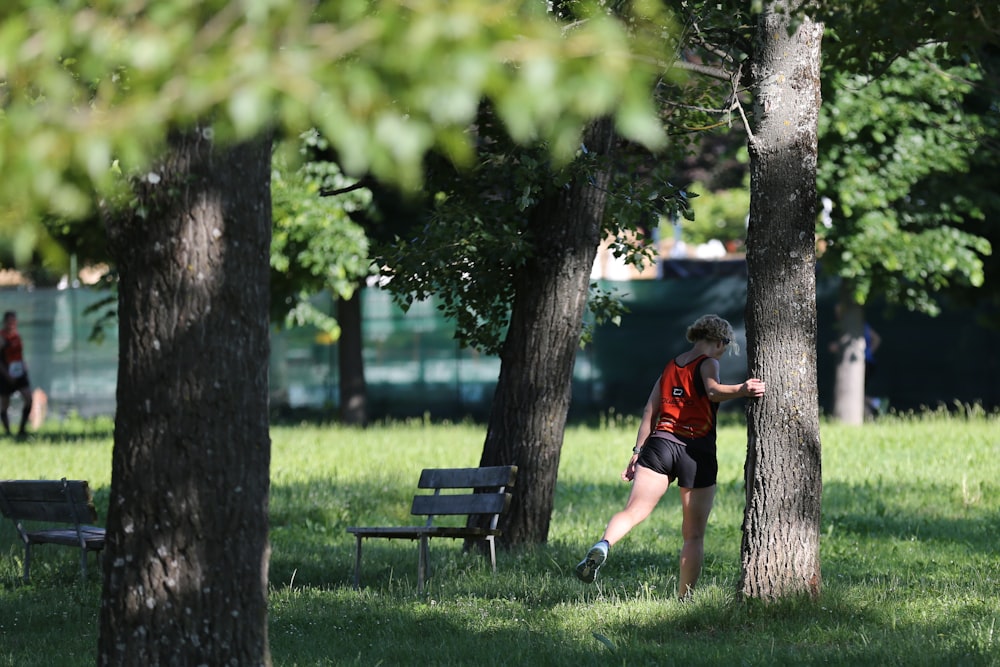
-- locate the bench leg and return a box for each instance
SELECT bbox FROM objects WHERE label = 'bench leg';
[80,548,88,581]
[22,543,32,583]
[486,535,497,573]
[417,535,429,594]
[353,535,363,590]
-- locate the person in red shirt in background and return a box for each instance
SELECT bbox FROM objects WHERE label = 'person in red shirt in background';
[1,311,34,439]
[574,314,766,599]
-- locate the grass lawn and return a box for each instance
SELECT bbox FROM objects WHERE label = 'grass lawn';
[1,409,998,666]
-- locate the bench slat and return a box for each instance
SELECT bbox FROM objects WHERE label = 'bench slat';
[417,466,517,489]
[347,526,496,539]
[0,479,94,504]
[24,527,106,548]
[410,492,509,517]
[0,480,98,524]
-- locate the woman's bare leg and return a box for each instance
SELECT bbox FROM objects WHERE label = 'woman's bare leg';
[576,465,673,583]
[677,485,717,598]
[601,466,672,546]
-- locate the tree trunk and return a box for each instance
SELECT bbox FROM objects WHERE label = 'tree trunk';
[831,284,866,425]
[740,3,824,601]
[338,288,368,426]
[477,118,616,546]
[100,129,273,665]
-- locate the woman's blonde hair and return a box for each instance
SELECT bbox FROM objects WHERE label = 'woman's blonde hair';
[686,314,738,353]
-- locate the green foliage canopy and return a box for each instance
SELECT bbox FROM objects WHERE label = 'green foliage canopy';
[817,47,996,313]
[818,0,1000,75]
[376,129,577,353]
[373,111,693,354]
[270,131,372,337]
[0,0,672,261]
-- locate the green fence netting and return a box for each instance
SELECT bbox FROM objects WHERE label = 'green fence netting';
[1,269,996,423]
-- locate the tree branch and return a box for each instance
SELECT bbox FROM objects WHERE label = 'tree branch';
[320,178,372,197]
[671,59,733,82]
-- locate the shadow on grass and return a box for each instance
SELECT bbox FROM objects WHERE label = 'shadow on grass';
[266,473,1000,586]
[5,472,993,595]
[267,471,996,664]
[820,477,1000,581]
[3,473,997,666]
[10,429,115,445]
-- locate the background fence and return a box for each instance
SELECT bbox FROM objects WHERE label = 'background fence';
[2,264,997,423]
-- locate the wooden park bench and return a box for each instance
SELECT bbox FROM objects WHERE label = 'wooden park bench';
[347,465,517,593]
[0,478,106,582]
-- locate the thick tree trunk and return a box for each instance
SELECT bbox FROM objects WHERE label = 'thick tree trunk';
[831,285,866,425]
[338,288,368,426]
[477,118,616,546]
[100,129,273,665]
[741,3,823,601]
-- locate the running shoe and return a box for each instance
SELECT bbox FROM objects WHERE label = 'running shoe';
[575,543,608,583]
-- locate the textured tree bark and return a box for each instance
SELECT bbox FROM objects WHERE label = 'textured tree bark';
[741,2,824,601]
[338,289,368,426]
[99,129,273,665]
[477,117,616,546]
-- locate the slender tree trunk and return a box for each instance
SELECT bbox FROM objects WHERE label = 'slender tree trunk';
[100,129,273,665]
[741,2,823,601]
[831,284,866,425]
[338,288,368,426]
[477,118,616,546]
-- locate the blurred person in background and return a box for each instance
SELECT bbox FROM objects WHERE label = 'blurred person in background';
[1,310,33,439]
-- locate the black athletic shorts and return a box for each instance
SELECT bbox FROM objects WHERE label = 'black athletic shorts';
[636,432,718,489]
[0,373,29,396]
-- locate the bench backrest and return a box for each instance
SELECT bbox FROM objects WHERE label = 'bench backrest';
[410,466,517,528]
[0,479,98,526]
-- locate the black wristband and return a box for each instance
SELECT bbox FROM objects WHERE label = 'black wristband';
[632,445,642,454]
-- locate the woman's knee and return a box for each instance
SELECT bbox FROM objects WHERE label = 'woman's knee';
[681,526,707,544]
[680,511,711,541]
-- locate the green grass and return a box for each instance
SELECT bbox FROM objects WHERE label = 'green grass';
[2,409,999,666]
